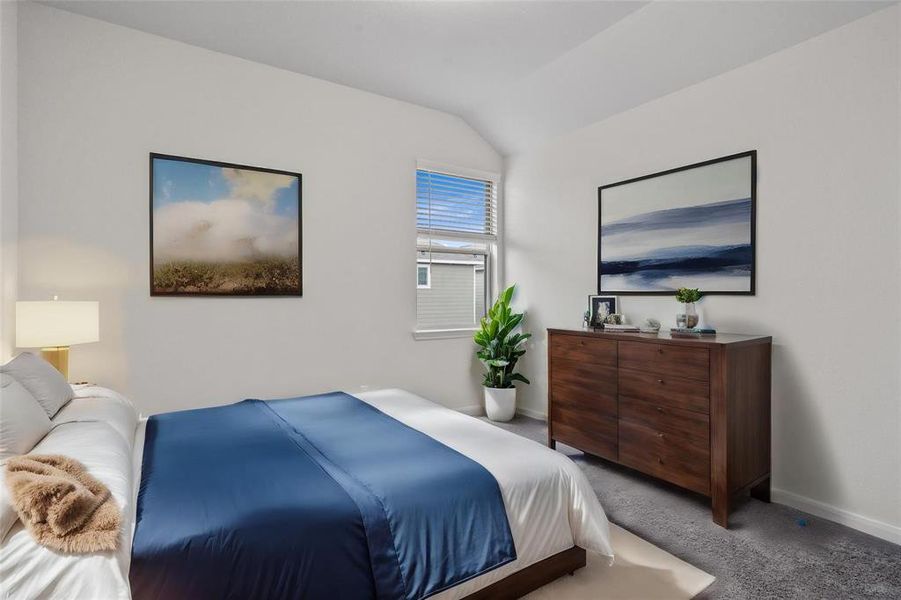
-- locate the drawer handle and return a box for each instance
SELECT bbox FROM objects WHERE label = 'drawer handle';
[657,457,664,464]
[657,379,665,385]
[657,348,664,354]
[656,432,665,439]
[656,406,665,414]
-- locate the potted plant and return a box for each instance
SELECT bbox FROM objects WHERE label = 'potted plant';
[473,284,531,422]
[675,287,702,328]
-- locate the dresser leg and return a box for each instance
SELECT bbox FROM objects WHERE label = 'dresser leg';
[712,493,729,528]
[548,437,556,450]
[750,476,771,503]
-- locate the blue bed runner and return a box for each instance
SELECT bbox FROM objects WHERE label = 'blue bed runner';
[130,392,515,600]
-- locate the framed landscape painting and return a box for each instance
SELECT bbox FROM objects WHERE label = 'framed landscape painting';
[150,153,302,296]
[598,151,756,295]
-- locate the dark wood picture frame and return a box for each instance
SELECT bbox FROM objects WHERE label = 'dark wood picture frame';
[149,153,302,297]
[597,150,757,296]
[588,295,617,327]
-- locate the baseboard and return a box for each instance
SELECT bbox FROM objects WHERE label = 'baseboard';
[459,403,547,419]
[772,487,901,545]
[515,406,547,420]
[456,404,484,417]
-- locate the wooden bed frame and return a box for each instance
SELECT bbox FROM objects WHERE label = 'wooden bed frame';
[462,546,587,599]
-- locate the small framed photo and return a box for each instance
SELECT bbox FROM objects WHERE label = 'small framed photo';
[588,295,617,327]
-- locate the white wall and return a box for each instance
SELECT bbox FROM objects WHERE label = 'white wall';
[17,3,500,414]
[0,0,17,362]
[505,7,901,540]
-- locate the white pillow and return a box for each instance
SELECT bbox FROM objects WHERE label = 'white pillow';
[0,373,52,463]
[1,352,74,418]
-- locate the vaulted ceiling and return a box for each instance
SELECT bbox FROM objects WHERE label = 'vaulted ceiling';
[44,1,891,155]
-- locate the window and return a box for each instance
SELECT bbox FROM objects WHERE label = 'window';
[417,265,431,289]
[415,162,499,335]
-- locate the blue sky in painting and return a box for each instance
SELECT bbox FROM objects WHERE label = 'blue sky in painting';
[153,158,299,219]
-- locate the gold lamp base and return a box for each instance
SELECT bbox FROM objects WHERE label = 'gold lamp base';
[40,346,70,382]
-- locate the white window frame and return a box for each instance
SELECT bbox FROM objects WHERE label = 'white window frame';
[414,160,502,340]
[417,264,431,289]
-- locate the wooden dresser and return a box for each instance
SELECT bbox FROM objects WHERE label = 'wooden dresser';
[547,328,772,527]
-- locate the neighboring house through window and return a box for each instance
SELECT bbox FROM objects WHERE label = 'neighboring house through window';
[417,264,431,289]
[415,161,499,336]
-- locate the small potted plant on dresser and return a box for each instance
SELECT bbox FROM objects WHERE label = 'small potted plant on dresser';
[473,284,531,422]
[676,287,702,328]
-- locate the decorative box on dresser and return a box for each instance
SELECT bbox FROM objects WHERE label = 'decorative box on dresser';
[547,328,772,527]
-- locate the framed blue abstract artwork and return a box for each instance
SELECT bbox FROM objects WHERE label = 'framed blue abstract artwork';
[598,151,756,295]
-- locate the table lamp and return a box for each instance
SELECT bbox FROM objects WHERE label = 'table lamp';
[15,298,99,381]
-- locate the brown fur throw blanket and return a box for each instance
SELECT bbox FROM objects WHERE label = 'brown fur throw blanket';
[4,455,120,552]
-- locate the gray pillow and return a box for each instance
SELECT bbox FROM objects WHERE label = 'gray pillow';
[1,352,74,418]
[0,373,52,462]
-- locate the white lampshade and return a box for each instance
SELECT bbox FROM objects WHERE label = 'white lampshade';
[16,301,100,348]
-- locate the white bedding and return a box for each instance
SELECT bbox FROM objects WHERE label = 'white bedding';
[1,387,613,600]
[0,387,138,600]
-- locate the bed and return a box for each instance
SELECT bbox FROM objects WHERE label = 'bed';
[1,386,613,599]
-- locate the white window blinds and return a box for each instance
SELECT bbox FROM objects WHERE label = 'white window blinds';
[416,169,497,240]
[415,166,498,333]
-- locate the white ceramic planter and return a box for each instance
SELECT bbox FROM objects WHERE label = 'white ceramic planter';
[484,386,516,422]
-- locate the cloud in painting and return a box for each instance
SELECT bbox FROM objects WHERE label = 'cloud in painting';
[154,199,298,263]
[221,168,295,211]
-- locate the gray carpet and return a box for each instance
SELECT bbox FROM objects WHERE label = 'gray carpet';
[485,415,901,600]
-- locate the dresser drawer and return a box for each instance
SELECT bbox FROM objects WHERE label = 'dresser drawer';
[618,420,710,495]
[619,396,709,452]
[552,405,617,461]
[550,334,617,368]
[619,341,709,382]
[551,358,619,398]
[619,369,709,414]
[551,378,617,417]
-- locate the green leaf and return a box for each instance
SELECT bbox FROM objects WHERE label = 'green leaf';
[498,313,523,340]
